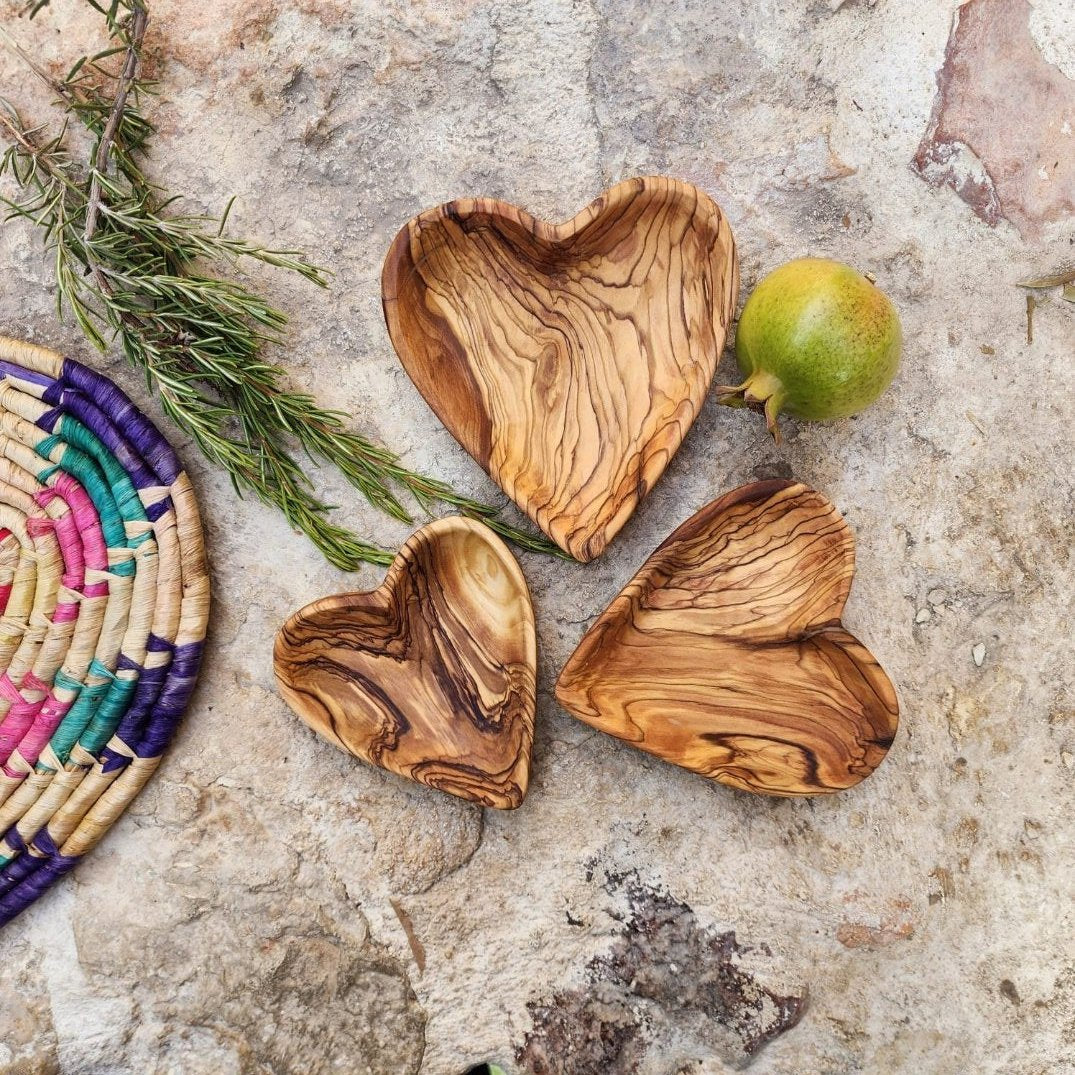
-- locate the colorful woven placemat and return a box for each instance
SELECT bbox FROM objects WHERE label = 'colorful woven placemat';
[0,336,210,927]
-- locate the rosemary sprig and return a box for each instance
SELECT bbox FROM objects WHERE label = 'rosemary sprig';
[0,0,560,568]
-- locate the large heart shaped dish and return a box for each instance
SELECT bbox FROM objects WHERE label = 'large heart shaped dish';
[555,480,899,796]
[382,176,739,562]
[274,518,536,809]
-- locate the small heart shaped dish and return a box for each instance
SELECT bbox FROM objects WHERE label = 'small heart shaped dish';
[382,176,739,562]
[274,517,536,809]
[555,480,899,796]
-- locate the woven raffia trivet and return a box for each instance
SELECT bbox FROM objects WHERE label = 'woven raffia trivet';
[0,336,210,926]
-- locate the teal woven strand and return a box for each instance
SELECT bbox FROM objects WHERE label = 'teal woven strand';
[78,675,138,757]
[45,676,115,766]
[35,434,127,552]
[53,418,146,529]
[33,419,149,765]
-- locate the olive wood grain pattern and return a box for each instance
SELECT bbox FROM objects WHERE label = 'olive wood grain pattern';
[274,517,536,809]
[555,481,899,796]
[382,176,739,562]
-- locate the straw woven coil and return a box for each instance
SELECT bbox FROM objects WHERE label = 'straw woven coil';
[0,336,209,926]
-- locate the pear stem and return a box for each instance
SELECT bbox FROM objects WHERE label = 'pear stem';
[715,370,786,441]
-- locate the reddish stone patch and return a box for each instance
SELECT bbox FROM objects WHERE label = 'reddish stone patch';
[836,891,917,950]
[912,0,1075,238]
[836,919,915,950]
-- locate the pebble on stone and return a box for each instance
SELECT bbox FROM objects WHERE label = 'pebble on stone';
[972,643,987,667]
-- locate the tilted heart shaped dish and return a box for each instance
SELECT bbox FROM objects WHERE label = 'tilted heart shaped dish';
[274,517,536,809]
[382,176,739,562]
[555,480,899,796]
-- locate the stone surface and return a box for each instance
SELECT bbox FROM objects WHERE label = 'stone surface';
[0,1,1072,1073]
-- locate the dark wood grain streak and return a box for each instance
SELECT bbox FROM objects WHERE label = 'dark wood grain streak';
[274,518,536,809]
[555,481,899,796]
[382,176,739,562]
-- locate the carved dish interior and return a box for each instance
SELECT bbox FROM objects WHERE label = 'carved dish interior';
[555,480,899,796]
[382,176,739,562]
[274,517,537,809]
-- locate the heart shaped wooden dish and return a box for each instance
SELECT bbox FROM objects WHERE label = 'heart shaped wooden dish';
[555,481,899,796]
[382,176,739,562]
[273,518,536,809]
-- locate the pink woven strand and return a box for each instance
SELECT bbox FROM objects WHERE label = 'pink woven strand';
[20,510,84,658]
[50,512,84,591]
[13,693,75,766]
[1,477,110,771]
[31,493,84,591]
[20,671,49,695]
[0,673,45,764]
[38,477,108,597]
[39,476,107,568]
[51,602,79,624]
[0,524,13,618]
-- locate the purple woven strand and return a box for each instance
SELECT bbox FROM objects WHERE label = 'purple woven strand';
[104,638,203,763]
[136,641,204,757]
[35,404,62,435]
[40,383,158,490]
[0,828,69,891]
[0,825,29,894]
[0,359,54,387]
[61,360,181,484]
[106,660,171,771]
[145,497,173,523]
[0,831,79,927]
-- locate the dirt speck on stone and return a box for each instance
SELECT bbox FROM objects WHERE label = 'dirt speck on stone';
[836,919,915,950]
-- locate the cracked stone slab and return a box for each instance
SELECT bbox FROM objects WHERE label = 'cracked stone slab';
[517,871,807,1072]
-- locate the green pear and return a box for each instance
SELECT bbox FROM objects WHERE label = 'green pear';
[719,257,901,439]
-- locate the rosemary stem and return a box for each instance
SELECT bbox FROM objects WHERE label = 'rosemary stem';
[0,0,563,569]
[84,2,147,247]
